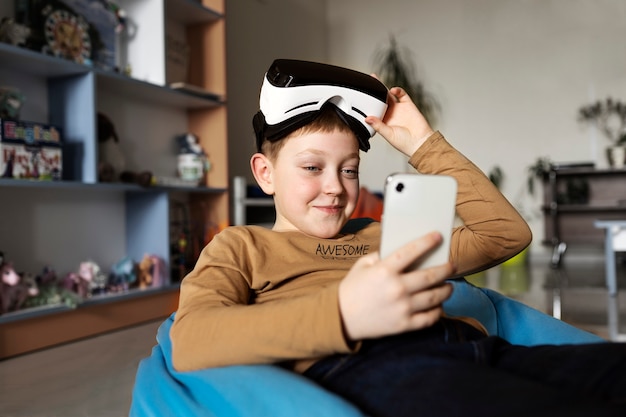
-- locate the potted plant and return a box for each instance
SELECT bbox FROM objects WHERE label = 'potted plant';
[526,156,552,198]
[372,35,439,126]
[578,97,626,168]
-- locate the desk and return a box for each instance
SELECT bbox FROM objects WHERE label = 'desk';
[594,220,626,341]
[543,166,626,267]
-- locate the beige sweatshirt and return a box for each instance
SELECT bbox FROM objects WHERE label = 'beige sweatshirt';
[171,132,532,372]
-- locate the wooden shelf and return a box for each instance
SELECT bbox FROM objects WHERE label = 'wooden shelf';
[166,0,224,24]
[0,43,89,77]
[0,287,179,359]
[0,0,228,356]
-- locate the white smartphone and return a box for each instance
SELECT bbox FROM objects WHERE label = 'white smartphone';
[380,173,457,271]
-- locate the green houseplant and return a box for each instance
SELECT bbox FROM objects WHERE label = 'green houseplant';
[526,157,552,198]
[372,36,439,126]
[578,97,626,168]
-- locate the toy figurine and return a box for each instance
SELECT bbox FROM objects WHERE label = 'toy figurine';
[62,272,90,299]
[24,266,80,309]
[63,260,107,298]
[98,112,157,186]
[97,112,126,182]
[137,254,166,289]
[108,256,137,292]
[0,252,30,314]
[119,170,154,187]
[177,133,205,155]
[0,87,25,119]
[0,17,31,46]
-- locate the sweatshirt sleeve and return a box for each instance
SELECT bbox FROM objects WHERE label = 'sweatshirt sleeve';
[409,131,532,276]
[170,229,356,372]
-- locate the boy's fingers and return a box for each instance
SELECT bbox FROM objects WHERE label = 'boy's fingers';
[389,86,408,101]
[404,264,454,293]
[408,281,453,309]
[381,231,442,273]
[366,115,394,141]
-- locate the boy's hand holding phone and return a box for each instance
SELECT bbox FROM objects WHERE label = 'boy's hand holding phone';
[338,173,457,341]
[338,232,454,341]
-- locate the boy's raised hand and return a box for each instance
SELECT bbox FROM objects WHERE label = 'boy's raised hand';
[366,86,435,157]
[338,231,454,341]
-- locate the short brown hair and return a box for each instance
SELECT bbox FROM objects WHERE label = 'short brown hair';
[260,106,356,161]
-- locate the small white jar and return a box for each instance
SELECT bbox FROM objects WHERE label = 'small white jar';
[177,153,204,182]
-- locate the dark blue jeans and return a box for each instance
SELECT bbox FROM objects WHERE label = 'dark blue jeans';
[303,318,626,417]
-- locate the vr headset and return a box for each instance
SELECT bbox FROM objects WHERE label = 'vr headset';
[253,59,389,152]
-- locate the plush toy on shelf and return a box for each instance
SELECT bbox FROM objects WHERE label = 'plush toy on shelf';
[137,254,166,290]
[23,266,80,309]
[97,112,156,186]
[63,260,107,299]
[0,17,30,46]
[108,256,138,293]
[97,112,126,182]
[0,252,31,314]
[0,86,25,119]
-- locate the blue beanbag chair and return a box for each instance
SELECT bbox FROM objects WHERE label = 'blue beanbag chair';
[129,279,603,417]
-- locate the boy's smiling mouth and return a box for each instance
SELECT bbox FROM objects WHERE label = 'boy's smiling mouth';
[315,204,345,214]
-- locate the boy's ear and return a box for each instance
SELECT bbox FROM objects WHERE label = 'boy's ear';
[250,153,275,195]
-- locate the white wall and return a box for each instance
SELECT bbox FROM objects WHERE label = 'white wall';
[5,1,625,259]
[325,0,626,257]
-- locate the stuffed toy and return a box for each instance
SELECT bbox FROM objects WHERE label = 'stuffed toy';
[108,256,138,292]
[98,112,155,186]
[23,266,81,309]
[137,254,166,289]
[0,87,25,119]
[0,253,30,314]
[62,260,107,298]
[119,170,154,187]
[0,17,30,46]
[97,112,126,182]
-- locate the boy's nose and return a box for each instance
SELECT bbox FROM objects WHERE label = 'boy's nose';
[324,175,345,195]
[323,173,344,195]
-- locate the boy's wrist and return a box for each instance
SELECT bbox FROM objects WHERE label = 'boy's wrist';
[407,130,438,160]
[407,129,435,156]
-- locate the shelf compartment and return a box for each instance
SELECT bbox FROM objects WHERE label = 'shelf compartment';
[0,43,89,78]
[121,0,224,87]
[0,0,228,354]
[166,0,224,24]
[0,178,226,193]
[542,205,626,213]
[0,286,179,359]
[95,70,223,109]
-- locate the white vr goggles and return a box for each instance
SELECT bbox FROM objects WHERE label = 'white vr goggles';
[253,59,389,152]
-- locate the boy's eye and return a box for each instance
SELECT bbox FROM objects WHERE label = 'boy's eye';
[303,166,320,172]
[341,168,359,178]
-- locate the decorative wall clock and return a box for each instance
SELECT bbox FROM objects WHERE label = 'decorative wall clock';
[15,0,118,69]
[43,8,92,63]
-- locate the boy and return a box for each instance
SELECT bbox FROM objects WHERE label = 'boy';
[171,60,626,416]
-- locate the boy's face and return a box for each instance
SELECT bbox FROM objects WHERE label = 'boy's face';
[265,129,361,238]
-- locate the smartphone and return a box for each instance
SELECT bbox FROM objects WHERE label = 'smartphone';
[380,173,457,271]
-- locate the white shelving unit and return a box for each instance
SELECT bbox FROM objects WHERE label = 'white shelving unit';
[0,0,228,358]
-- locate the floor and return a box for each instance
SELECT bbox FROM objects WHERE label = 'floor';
[0,319,162,417]
[1,254,625,417]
